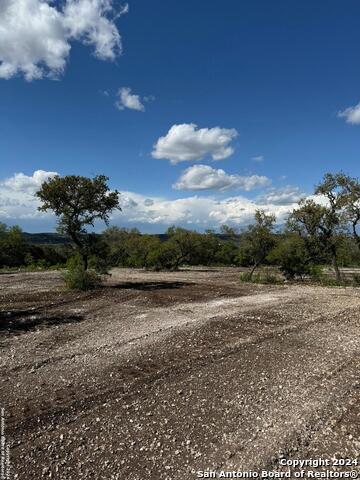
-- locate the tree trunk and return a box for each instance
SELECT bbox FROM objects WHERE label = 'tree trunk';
[249,262,258,280]
[68,230,87,270]
[82,253,88,271]
[331,254,341,283]
[352,222,360,251]
[174,254,187,271]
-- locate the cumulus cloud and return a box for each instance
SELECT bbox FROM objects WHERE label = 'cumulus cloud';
[2,170,58,191]
[0,170,308,232]
[116,87,145,111]
[0,170,58,219]
[152,123,238,164]
[337,101,360,125]
[257,186,305,205]
[173,165,270,192]
[0,170,304,230]
[115,191,296,228]
[251,155,264,162]
[0,0,127,81]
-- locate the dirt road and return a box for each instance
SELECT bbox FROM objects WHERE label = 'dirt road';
[1,268,359,479]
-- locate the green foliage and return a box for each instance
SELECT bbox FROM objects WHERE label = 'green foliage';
[306,265,345,286]
[268,234,311,279]
[336,236,360,266]
[238,210,276,278]
[88,255,109,274]
[0,222,72,270]
[102,227,161,268]
[288,197,344,281]
[318,172,360,251]
[239,271,253,282]
[146,241,180,270]
[308,264,324,280]
[2,169,360,281]
[102,226,240,270]
[166,226,200,269]
[85,236,111,273]
[189,230,219,265]
[0,223,27,267]
[103,227,138,266]
[240,271,281,284]
[167,227,239,267]
[66,255,83,270]
[300,171,360,281]
[36,175,120,270]
[129,235,162,268]
[63,256,101,290]
[26,244,70,268]
[287,199,339,251]
[220,224,239,240]
[214,240,239,265]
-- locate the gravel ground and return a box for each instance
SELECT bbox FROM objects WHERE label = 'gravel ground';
[0,267,359,479]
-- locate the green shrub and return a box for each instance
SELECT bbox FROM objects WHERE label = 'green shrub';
[239,272,253,282]
[66,254,83,269]
[62,267,101,290]
[309,264,324,280]
[258,272,281,284]
[88,255,110,274]
[146,241,180,270]
[319,276,345,287]
[63,256,101,290]
[308,265,343,285]
[268,234,311,280]
[240,271,281,284]
[309,266,347,286]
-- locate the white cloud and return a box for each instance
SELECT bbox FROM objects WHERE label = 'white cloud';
[2,170,58,191]
[337,101,360,125]
[251,155,264,162]
[115,191,296,228]
[173,165,270,192]
[63,0,127,60]
[152,123,238,164]
[257,186,305,205]
[0,170,58,219]
[0,170,304,230]
[0,0,127,81]
[116,87,145,111]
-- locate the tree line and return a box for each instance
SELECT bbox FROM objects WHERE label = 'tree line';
[1,171,360,288]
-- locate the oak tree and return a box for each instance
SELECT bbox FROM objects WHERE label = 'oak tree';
[36,175,120,270]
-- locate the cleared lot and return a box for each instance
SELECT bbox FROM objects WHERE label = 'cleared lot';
[0,268,359,479]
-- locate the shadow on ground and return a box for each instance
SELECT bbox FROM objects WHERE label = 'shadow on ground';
[110,281,192,291]
[0,310,84,335]
[179,268,218,272]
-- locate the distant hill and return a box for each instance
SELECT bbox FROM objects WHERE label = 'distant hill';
[22,231,238,245]
[23,232,71,245]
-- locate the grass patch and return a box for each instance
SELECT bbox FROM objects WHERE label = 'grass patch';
[240,271,282,285]
[62,266,102,291]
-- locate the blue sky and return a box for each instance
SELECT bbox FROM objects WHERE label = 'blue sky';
[0,0,360,232]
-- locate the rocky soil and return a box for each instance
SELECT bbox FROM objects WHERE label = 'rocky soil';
[0,268,359,479]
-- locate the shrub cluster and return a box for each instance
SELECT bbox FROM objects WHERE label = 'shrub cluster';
[5,167,360,291]
[0,222,71,271]
[240,271,281,284]
[62,255,102,291]
[62,266,101,291]
[102,226,239,271]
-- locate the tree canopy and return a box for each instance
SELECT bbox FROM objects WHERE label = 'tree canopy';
[36,175,120,269]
